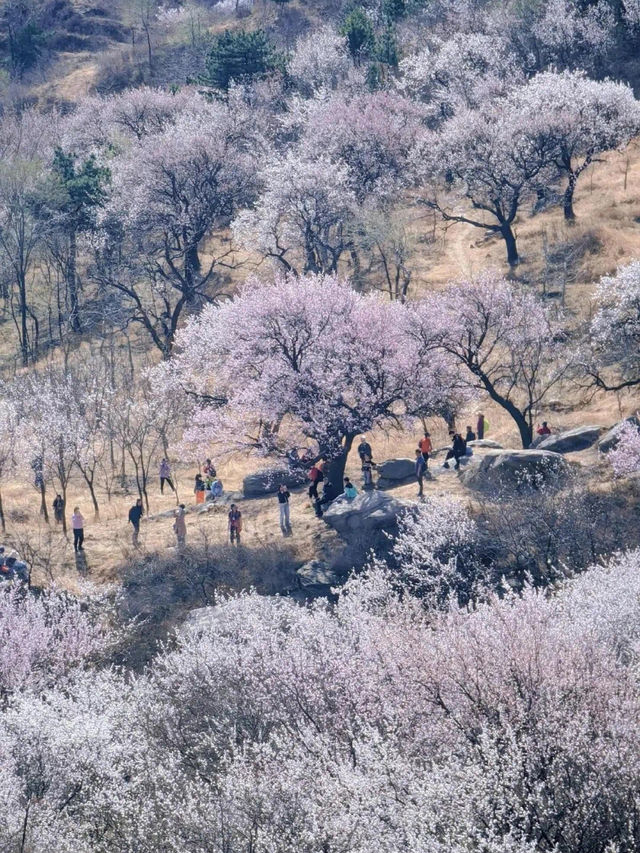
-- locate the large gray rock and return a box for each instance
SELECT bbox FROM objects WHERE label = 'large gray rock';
[323,491,407,537]
[599,417,640,453]
[537,425,605,454]
[460,449,570,492]
[296,560,343,592]
[377,457,415,489]
[468,439,503,449]
[243,468,306,498]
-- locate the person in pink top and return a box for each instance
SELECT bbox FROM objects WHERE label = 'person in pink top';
[71,506,85,552]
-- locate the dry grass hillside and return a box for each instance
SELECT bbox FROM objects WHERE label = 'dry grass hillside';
[3,139,639,592]
[3,3,640,595]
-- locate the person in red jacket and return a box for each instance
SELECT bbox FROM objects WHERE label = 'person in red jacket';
[536,421,552,436]
[308,463,324,501]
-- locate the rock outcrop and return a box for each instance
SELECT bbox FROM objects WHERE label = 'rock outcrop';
[537,425,605,454]
[376,458,415,489]
[467,439,503,449]
[323,491,407,538]
[243,468,306,498]
[460,449,570,492]
[599,417,640,453]
[296,560,343,593]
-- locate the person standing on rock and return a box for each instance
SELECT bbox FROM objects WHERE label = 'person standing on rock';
[173,504,187,547]
[71,507,85,552]
[415,449,427,497]
[128,498,143,547]
[418,432,432,465]
[277,485,292,536]
[228,504,243,544]
[357,436,372,462]
[160,459,176,495]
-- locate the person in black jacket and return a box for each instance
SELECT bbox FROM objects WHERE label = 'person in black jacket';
[128,498,143,546]
[357,436,372,461]
[443,433,467,470]
[53,494,64,525]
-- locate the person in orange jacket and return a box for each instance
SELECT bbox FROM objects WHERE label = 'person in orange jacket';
[418,432,432,465]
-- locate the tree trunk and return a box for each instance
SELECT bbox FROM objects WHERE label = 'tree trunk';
[0,487,6,534]
[515,416,533,449]
[184,243,201,302]
[80,469,100,519]
[19,272,29,367]
[61,484,68,534]
[39,481,49,524]
[500,223,519,267]
[476,372,533,449]
[324,434,355,495]
[68,229,82,332]
[563,175,577,222]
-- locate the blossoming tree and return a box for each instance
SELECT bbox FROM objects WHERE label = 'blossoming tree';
[588,259,640,391]
[164,272,457,491]
[411,271,571,447]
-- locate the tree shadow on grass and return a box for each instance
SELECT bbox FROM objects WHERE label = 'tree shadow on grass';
[114,540,302,670]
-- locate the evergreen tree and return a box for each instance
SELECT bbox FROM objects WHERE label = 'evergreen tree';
[50,150,110,333]
[340,7,375,64]
[203,29,282,90]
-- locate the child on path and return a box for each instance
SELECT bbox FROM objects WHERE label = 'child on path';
[361,454,376,489]
[228,504,242,544]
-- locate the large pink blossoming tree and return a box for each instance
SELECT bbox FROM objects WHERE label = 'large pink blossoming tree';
[164,273,458,492]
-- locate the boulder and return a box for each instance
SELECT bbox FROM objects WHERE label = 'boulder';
[460,449,570,493]
[323,491,407,538]
[599,417,640,453]
[243,468,306,498]
[537,425,605,454]
[296,560,343,592]
[376,457,415,489]
[468,439,503,449]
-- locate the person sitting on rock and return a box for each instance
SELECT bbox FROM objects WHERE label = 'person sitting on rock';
[210,478,223,500]
[536,421,552,436]
[465,425,476,443]
[343,478,358,500]
[443,433,467,470]
[316,480,337,518]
